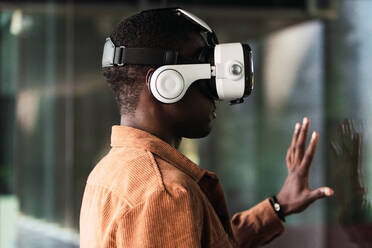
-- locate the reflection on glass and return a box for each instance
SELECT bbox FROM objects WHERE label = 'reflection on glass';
[330,119,372,247]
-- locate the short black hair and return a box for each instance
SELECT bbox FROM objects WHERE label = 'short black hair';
[103,9,203,115]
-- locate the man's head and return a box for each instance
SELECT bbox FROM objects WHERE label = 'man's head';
[103,9,216,139]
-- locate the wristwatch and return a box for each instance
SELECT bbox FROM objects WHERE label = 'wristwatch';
[269,195,286,222]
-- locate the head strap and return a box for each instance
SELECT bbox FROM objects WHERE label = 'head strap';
[102,8,218,68]
[102,38,179,67]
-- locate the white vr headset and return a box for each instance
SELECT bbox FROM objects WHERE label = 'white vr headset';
[102,8,254,105]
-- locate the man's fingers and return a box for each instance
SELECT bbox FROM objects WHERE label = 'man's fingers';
[288,123,301,163]
[290,123,301,148]
[308,187,334,204]
[330,141,342,156]
[294,117,310,162]
[301,132,319,170]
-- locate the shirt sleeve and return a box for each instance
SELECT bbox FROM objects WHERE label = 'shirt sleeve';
[116,187,203,248]
[231,198,285,248]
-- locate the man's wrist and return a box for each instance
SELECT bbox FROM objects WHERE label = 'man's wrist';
[269,196,286,222]
[275,193,290,216]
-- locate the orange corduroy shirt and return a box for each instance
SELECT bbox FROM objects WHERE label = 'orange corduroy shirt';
[80,126,284,247]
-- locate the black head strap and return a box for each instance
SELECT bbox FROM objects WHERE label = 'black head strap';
[113,47,179,66]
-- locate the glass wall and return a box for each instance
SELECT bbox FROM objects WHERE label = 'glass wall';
[1,0,371,247]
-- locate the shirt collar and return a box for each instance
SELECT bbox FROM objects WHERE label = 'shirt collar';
[110,125,207,182]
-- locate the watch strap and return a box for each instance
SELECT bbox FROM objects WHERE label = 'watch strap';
[269,195,286,222]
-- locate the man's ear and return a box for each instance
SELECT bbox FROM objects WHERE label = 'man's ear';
[145,68,157,101]
[146,68,155,85]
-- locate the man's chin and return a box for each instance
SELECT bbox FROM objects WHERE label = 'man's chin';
[183,124,213,139]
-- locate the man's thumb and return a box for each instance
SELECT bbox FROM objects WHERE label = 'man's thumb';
[309,187,334,202]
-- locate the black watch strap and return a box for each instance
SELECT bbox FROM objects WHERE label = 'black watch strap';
[269,195,286,222]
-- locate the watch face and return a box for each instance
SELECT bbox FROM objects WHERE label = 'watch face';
[274,203,281,211]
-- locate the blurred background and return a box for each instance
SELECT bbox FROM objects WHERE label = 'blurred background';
[1,0,372,247]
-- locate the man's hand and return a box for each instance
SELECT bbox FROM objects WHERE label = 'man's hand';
[276,117,334,216]
[331,119,368,224]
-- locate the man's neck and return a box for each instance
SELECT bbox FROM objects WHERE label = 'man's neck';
[120,115,182,149]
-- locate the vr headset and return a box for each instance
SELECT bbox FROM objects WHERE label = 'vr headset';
[102,8,254,105]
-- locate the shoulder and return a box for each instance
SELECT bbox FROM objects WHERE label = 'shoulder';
[120,158,206,226]
[86,147,164,207]
[86,147,204,209]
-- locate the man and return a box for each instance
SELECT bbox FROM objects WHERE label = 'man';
[80,8,334,247]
